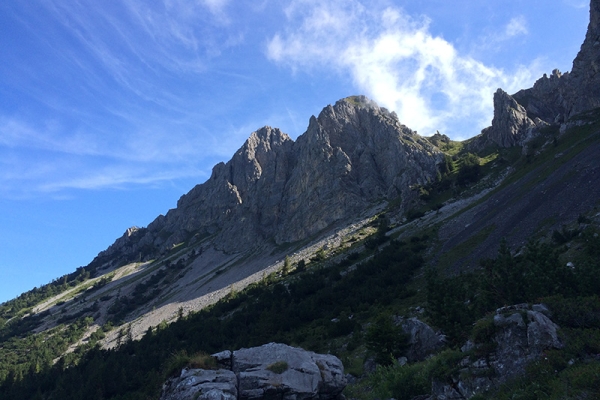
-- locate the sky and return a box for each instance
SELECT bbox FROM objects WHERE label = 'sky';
[0,0,590,303]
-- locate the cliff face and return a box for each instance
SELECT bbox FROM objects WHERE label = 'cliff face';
[514,0,600,122]
[567,0,600,115]
[96,0,600,266]
[474,89,546,149]
[275,97,441,244]
[96,96,442,263]
[471,0,600,149]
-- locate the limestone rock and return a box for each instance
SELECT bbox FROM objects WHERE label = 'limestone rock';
[161,369,237,400]
[425,131,452,148]
[468,0,600,151]
[511,0,600,123]
[565,0,600,116]
[431,304,563,399]
[233,343,346,400]
[91,96,442,264]
[396,317,445,362]
[468,89,546,150]
[160,343,346,400]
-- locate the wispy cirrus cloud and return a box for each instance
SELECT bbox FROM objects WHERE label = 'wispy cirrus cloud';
[267,0,543,139]
[0,0,257,197]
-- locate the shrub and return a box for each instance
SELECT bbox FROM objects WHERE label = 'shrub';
[266,361,288,374]
[368,362,429,400]
[544,295,600,328]
[163,351,217,378]
[365,315,409,366]
[471,316,496,345]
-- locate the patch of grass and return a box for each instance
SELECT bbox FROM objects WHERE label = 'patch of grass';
[266,360,289,374]
[163,350,218,378]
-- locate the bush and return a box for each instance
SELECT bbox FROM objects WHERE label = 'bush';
[544,296,600,329]
[367,362,429,400]
[365,315,409,366]
[163,351,217,378]
[266,361,288,374]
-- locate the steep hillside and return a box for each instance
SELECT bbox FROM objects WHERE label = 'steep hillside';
[1,1,600,399]
[0,94,444,352]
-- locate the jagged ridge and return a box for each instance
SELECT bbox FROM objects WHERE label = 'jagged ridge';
[470,0,600,150]
[95,95,442,267]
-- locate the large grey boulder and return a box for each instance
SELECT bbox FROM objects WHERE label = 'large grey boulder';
[396,317,445,362]
[161,369,238,400]
[493,304,562,379]
[233,343,346,400]
[160,343,346,400]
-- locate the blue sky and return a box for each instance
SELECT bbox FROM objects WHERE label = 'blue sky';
[0,0,589,303]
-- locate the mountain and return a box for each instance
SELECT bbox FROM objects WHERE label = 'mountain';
[1,1,600,399]
[468,0,600,150]
[97,95,441,265]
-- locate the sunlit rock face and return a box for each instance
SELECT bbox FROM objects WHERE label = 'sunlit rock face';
[469,0,600,151]
[96,96,442,263]
[160,343,347,400]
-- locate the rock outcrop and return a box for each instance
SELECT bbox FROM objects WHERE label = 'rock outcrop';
[160,343,347,400]
[396,317,446,362]
[470,0,600,150]
[161,369,238,400]
[569,0,600,115]
[431,304,563,400]
[470,89,547,149]
[94,96,442,266]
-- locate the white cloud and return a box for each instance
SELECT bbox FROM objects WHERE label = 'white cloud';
[267,0,541,139]
[505,16,528,38]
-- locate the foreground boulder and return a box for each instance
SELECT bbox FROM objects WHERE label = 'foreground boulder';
[161,343,347,400]
[161,369,237,400]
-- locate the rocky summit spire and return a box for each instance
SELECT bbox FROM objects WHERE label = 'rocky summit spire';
[569,0,600,115]
[471,0,600,150]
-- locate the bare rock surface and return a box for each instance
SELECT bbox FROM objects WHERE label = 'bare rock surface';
[160,343,346,400]
[470,89,546,150]
[469,0,600,150]
[96,96,441,266]
[161,369,238,400]
[431,304,563,400]
[396,317,445,362]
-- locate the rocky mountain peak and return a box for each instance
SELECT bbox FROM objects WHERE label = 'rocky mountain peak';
[243,126,291,156]
[470,0,600,150]
[92,96,443,265]
[569,0,600,114]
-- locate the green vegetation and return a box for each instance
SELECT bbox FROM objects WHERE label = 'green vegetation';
[0,233,427,399]
[426,236,600,344]
[0,266,91,335]
[364,314,408,366]
[0,317,94,383]
[163,351,218,378]
[347,349,465,400]
[266,361,289,374]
